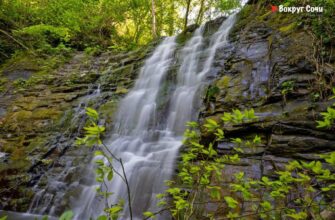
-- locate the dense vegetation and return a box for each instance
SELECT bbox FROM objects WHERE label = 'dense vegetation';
[0,0,240,64]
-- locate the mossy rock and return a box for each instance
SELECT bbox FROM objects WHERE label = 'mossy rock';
[14,97,49,111]
[6,110,33,123]
[98,100,119,124]
[279,22,297,33]
[176,32,194,45]
[216,75,231,89]
[31,108,61,120]
[115,87,128,94]
[26,136,49,154]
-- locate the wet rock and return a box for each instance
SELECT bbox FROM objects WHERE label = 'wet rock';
[0,43,153,212]
[198,4,335,218]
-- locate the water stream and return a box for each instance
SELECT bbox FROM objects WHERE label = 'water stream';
[0,13,237,220]
[72,13,237,220]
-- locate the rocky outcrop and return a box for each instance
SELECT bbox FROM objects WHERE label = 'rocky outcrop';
[0,46,154,212]
[200,4,335,183]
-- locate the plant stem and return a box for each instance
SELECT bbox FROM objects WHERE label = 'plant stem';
[102,142,133,220]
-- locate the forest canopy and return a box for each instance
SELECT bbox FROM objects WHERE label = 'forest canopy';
[0,0,334,64]
[0,0,240,63]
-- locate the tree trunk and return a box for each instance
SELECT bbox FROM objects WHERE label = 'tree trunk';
[151,0,157,38]
[196,0,205,25]
[168,0,175,35]
[184,0,192,31]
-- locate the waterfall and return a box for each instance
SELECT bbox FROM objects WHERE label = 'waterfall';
[166,25,205,133]
[73,14,236,220]
[0,14,238,220]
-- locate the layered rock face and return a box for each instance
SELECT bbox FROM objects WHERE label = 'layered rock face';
[0,47,153,212]
[200,6,335,182]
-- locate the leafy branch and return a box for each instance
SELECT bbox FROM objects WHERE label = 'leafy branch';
[76,107,132,220]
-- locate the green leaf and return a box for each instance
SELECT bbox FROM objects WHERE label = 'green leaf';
[157,200,167,206]
[208,143,217,157]
[59,210,74,220]
[86,107,99,121]
[0,216,7,220]
[232,109,244,123]
[107,170,114,181]
[97,215,108,220]
[94,150,104,157]
[109,205,123,214]
[231,138,242,144]
[311,161,323,174]
[186,121,198,128]
[215,128,224,140]
[260,201,272,211]
[287,160,302,171]
[253,135,261,144]
[156,193,165,199]
[286,211,308,220]
[204,118,219,131]
[208,186,221,200]
[224,196,238,209]
[261,176,271,187]
[221,112,233,123]
[175,198,189,210]
[143,211,155,218]
[325,152,335,165]
[226,211,239,218]
[234,172,244,181]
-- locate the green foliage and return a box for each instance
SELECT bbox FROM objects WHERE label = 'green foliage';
[223,196,238,209]
[206,85,220,102]
[155,105,335,219]
[0,0,242,62]
[84,46,102,56]
[281,80,295,95]
[317,107,335,128]
[317,88,335,128]
[75,107,132,220]
[221,108,257,125]
[1,14,72,59]
[143,211,156,219]
[59,210,74,220]
[216,0,241,12]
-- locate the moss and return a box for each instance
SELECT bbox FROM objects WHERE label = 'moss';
[14,97,49,111]
[279,22,297,33]
[216,75,231,89]
[26,136,48,154]
[112,64,134,78]
[8,110,33,121]
[57,109,75,129]
[32,108,61,120]
[115,87,128,94]
[0,77,8,85]
[98,100,119,124]
[176,32,193,45]
[257,11,272,21]
[230,4,254,37]
[0,52,40,74]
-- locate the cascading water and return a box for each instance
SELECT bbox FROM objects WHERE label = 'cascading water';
[0,13,238,220]
[72,13,237,220]
[72,37,178,220]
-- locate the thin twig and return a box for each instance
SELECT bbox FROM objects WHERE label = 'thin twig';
[102,142,133,220]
